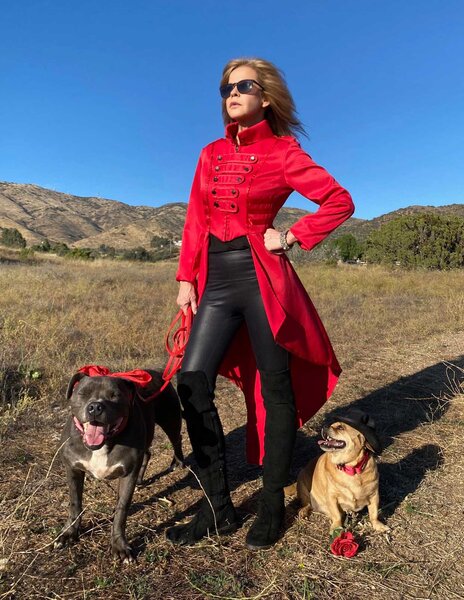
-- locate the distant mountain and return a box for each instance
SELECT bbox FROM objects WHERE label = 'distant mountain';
[0,182,161,246]
[0,181,462,250]
[72,203,188,250]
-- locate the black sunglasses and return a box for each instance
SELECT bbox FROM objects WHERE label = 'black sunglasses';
[219,79,265,99]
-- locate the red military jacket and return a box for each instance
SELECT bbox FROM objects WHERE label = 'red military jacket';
[177,119,354,464]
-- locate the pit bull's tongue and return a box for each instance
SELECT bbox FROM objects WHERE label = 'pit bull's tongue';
[84,423,106,447]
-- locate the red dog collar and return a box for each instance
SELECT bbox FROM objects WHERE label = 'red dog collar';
[337,450,370,476]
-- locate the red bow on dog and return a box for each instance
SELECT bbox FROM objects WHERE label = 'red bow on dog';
[77,365,153,387]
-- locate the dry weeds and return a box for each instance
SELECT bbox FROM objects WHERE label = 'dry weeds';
[1,251,463,599]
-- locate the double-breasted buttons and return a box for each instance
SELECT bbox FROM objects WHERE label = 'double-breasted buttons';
[210,152,258,216]
[212,199,239,213]
[211,172,247,182]
[211,187,239,199]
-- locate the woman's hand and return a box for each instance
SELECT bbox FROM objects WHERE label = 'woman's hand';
[264,228,297,253]
[177,281,198,315]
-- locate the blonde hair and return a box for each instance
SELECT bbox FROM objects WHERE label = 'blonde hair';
[220,57,306,138]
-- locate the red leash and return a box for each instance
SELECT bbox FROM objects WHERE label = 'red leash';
[162,306,193,386]
[139,306,193,401]
[76,307,193,403]
[73,308,193,442]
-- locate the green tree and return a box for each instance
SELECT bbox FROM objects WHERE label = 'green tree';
[365,213,464,269]
[99,244,116,258]
[31,238,51,252]
[50,242,70,256]
[1,228,27,248]
[39,238,51,252]
[122,246,151,261]
[66,248,96,260]
[331,233,363,261]
[150,235,170,248]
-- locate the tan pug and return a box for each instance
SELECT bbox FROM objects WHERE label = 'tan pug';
[286,410,389,534]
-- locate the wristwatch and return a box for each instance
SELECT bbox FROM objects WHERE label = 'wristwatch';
[279,230,291,251]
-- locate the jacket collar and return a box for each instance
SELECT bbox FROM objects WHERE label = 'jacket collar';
[225,119,274,145]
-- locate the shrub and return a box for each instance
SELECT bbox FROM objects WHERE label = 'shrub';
[51,242,70,256]
[330,233,363,262]
[1,228,27,248]
[150,235,171,248]
[99,244,116,257]
[122,246,151,261]
[65,248,96,261]
[31,239,51,252]
[365,213,464,269]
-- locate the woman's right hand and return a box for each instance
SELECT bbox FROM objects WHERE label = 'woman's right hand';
[177,281,198,315]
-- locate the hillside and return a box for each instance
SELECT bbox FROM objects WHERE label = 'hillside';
[72,204,189,250]
[0,182,159,246]
[1,181,462,250]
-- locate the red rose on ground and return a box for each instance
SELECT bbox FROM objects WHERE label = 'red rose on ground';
[330,531,359,557]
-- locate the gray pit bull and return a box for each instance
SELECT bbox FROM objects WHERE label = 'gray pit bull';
[55,369,184,561]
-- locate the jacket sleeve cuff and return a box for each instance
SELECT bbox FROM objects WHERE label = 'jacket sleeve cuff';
[175,272,196,284]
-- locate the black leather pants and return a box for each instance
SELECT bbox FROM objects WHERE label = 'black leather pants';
[181,246,289,389]
[175,246,296,546]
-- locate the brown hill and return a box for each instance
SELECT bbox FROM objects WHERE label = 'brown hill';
[72,204,188,250]
[0,182,159,246]
[1,181,462,250]
[72,205,327,250]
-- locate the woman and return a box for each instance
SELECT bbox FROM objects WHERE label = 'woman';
[166,58,354,549]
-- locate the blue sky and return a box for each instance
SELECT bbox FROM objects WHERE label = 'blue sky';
[1,0,463,220]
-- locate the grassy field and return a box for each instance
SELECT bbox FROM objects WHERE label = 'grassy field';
[1,250,463,599]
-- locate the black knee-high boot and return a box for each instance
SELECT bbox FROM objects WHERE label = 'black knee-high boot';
[166,371,238,545]
[246,369,296,550]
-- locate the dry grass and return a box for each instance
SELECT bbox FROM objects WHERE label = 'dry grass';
[1,251,464,599]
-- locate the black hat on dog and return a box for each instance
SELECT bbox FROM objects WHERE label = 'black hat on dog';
[327,409,382,454]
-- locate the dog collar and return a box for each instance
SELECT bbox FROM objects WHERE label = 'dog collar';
[337,450,370,476]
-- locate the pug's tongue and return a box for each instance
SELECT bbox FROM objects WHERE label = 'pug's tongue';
[84,423,106,447]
